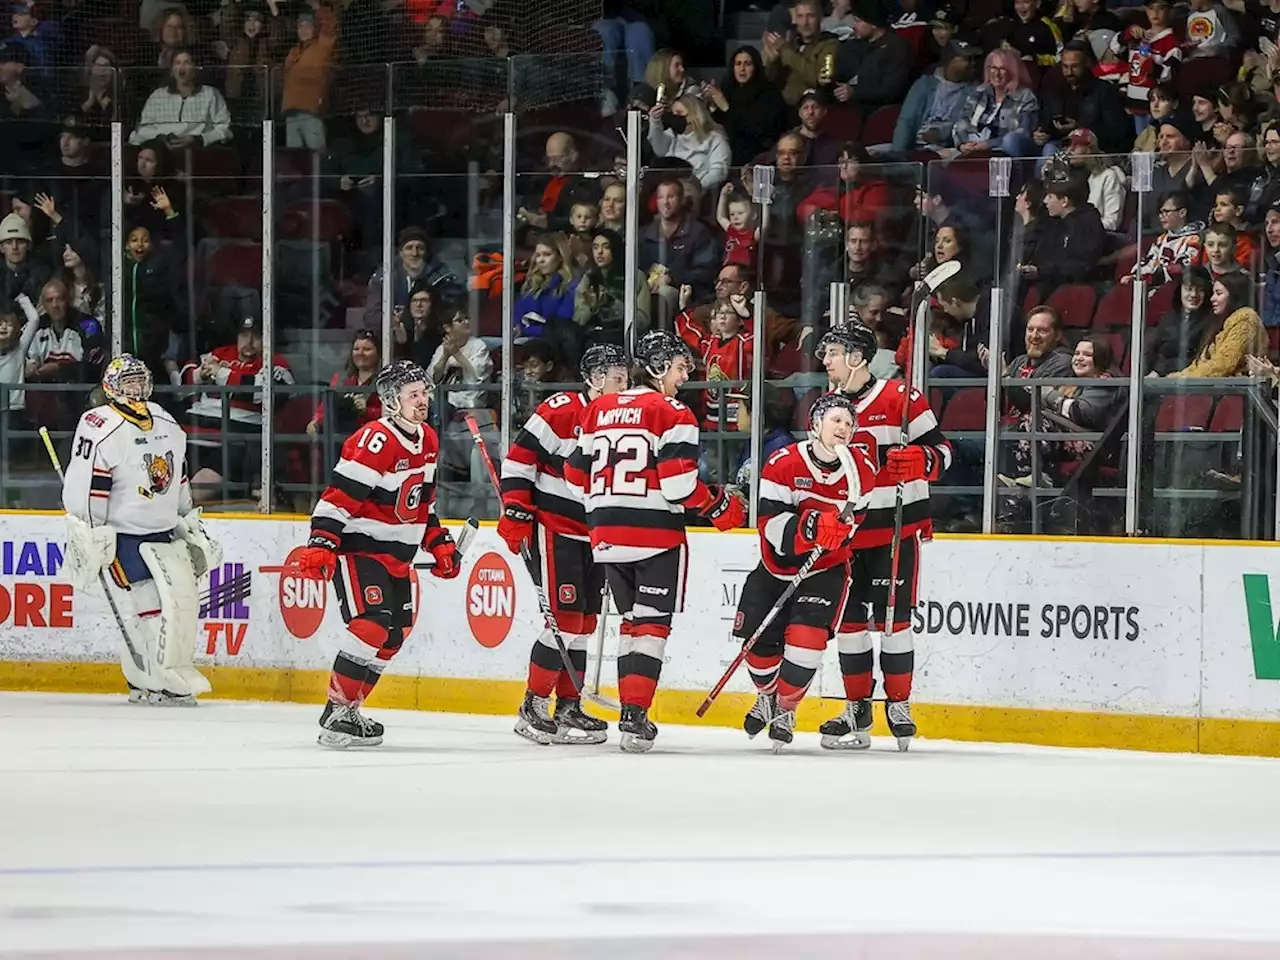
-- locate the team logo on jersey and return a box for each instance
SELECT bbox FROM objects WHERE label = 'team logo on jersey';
[559,584,577,604]
[734,611,745,631]
[139,451,175,498]
[364,585,384,606]
[84,413,105,428]
[395,459,409,471]
[795,477,813,488]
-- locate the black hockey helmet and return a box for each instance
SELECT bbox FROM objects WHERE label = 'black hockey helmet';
[580,342,629,386]
[808,391,858,437]
[375,359,433,416]
[815,321,878,366]
[634,330,695,382]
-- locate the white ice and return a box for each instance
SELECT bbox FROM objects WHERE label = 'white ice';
[3,692,1280,958]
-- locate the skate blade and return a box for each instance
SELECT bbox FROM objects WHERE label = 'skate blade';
[514,719,554,745]
[770,738,791,754]
[896,736,912,752]
[129,690,197,707]
[317,730,382,749]
[820,732,872,751]
[552,727,608,745]
[619,732,655,754]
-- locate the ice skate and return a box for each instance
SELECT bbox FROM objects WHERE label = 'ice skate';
[317,701,384,748]
[552,697,607,745]
[768,708,795,753]
[514,691,558,745]
[819,698,873,751]
[127,684,197,707]
[743,692,775,739]
[886,700,916,751]
[618,704,657,753]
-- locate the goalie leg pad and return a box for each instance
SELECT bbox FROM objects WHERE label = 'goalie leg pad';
[138,539,211,697]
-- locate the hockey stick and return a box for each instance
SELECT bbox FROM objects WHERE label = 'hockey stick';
[587,579,611,700]
[39,426,148,673]
[462,413,621,712]
[259,520,479,575]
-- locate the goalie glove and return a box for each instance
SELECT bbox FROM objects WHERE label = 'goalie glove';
[176,508,223,578]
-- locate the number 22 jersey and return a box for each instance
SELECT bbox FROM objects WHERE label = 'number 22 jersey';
[566,387,708,563]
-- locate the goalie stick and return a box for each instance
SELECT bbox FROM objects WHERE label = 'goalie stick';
[463,414,621,713]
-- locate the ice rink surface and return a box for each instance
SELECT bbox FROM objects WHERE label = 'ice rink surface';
[4,693,1280,959]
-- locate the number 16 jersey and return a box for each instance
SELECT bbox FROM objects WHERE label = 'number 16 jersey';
[566,387,705,563]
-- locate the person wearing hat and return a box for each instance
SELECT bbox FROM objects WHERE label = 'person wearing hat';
[1064,127,1127,231]
[225,4,274,110]
[829,0,912,109]
[0,211,50,308]
[281,0,338,150]
[762,0,839,107]
[1145,114,1201,230]
[8,1,51,78]
[891,39,982,154]
[363,225,464,327]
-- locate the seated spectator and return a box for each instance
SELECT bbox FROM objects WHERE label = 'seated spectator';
[798,140,894,232]
[516,133,596,235]
[78,46,118,129]
[1146,117,1202,229]
[592,5,656,107]
[717,185,760,268]
[674,292,754,431]
[1145,266,1215,372]
[639,178,720,322]
[1196,220,1249,278]
[573,227,650,347]
[364,226,463,325]
[1203,131,1262,199]
[308,329,382,439]
[225,5,274,115]
[752,132,813,249]
[1182,0,1240,60]
[121,143,185,240]
[931,272,1009,377]
[512,338,565,425]
[38,275,101,375]
[823,0,858,39]
[393,282,443,367]
[706,45,790,166]
[565,201,599,275]
[46,116,107,234]
[999,0,1064,68]
[0,294,39,425]
[280,2,338,150]
[631,47,693,110]
[1012,179,1054,277]
[0,41,47,174]
[1207,186,1259,267]
[828,0,912,111]
[998,305,1073,420]
[1167,271,1265,377]
[142,7,205,72]
[514,234,580,357]
[599,182,626,234]
[1246,122,1280,223]
[647,94,732,197]
[1133,81,1180,152]
[1063,128,1128,232]
[1216,81,1261,135]
[891,39,982,155]
[851,288,903,379]
[1054,0,1122,43]
[1261,202,1280,327]
[129,50,233,148]
[57,238,106,330]
[912,222,978,285]
[0,211,49,308]
[763,0,838,107]
[694,262,808,358]
[1187,89,1221,146]
[1035,42,1131,156]
[837,220,904,297]
[726,382,795,489]
[792,88,843,167]
[952,48,1040,157]
[1019,176,1108,286]
[1124,188,1203,285]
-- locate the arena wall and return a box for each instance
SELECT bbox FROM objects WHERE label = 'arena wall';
[2,511,1280,757]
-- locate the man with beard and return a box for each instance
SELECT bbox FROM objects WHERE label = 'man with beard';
[517,132,597,235]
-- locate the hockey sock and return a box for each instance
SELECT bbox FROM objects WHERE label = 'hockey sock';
[527,629,564,698]
[836,629,875,701]
[745,649,782,693]
[616,625,666,708]
[776,625,827,710]
[328,652,372,705]
[554,643,588,700]
[880,629,915,702]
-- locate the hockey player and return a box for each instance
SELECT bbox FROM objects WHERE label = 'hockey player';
[817,324,951,750]
[292,360,460,748]
[566,330,747,753]
[499,343,630,746]
[61,354,222,705]
[734,392,878,751]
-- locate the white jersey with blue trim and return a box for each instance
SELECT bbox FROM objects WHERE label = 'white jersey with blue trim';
[62,401,192,535]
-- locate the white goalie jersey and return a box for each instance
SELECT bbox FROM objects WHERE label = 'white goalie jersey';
[63,402,193,535]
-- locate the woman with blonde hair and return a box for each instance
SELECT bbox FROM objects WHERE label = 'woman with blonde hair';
[632,47,693,110]
[647,93,732,195]
[514,234,579,330]
[1169,271,1267,378]
[952,47,1040,158]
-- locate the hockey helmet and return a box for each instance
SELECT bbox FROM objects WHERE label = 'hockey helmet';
[580,342,629,389]
[808,391,858,441]
[634,330,695,382]
[102,354,153,410]
[376,360,433,417]
[815,322,878,367]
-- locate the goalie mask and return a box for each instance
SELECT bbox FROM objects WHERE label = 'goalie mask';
[808,392,858,452]
[580,343,629,395]
[376,360,432,423]
[102,354,153,414]
[634,330,696,391]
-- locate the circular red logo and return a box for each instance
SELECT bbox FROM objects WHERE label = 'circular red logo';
[466,552,515,648]
[278,546,326,639]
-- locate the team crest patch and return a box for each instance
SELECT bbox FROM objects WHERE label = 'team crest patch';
[795,477,813,488]
[395,459,410,471]
[734,611,745,631]
[138,451,175,498]
[559,584,577,604]
[364,585,384,605]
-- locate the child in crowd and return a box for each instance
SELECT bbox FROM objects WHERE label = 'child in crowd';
[716,184,761,268]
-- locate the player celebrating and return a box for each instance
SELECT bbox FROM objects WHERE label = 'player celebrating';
[60,355,222,705]
[566,330,746,753]
[499,343,630,746]
[734,393,878,751]
[817,324,951,750]
[292,360,460,748]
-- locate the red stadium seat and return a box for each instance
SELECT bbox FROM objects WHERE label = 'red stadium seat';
[208,243,263,288]
[1209,395,1243,433]
[1147,283,1176,325]
[1269,328,1280,361]
[939,388,987,431]
[860,105,901,148]
[1154,395,1212,432]
[1046,284,1098,329]
[280,199,354,245]
[1093,283,1134,329]
[1021,284,1042,316]
[1175,56,1234,100]
[1098,332,1126,370]
[187,147,241,194]
[201,196,264,241]
[823,106,862,144]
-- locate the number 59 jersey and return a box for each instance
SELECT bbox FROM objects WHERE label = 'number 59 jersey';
[566,387,703,563]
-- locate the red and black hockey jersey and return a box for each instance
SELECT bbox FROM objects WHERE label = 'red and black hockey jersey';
[675,309,754,430]
[565,387,711,563]
[837,377,951,548]
[757,440,878,577]
[501,390,589,539]
[310,417,444,576]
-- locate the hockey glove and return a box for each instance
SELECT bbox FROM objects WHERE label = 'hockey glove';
[293,537,337,579]
[885,446,929,484]
[800,509,854,551]
[497,502,534,555]
[704,486,747,531]
[427,532,461,580]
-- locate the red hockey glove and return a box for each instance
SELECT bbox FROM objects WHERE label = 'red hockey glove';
[293,539,337,579]
[496,502,534,555]
[800,509,853,551]
[704,486,747,531]
[885,445,928,484]
[427,533,460,580]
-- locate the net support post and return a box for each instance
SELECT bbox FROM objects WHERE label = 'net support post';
[260,119,276,514]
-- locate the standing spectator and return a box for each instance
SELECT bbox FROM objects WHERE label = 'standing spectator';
[1110,0,1181,131]
[323,109,386,256]
[0,212,49,308]
[0,294,39,423]
[952,48,1040,157]
[48,116,107,235]
[129,50,233,148]
[1001,0,1064,68]
[433,309,496,518]
[706,46,790,166]
[307,329,382,439]
[430,310,493,412]
[829,0,912,111]
[121,209,185,386]
[364,226,463,325]
[1019,176,1108,286]
[792,88,843,166]
[1064,128,1128,232]
[7,0,51,78]
[225,4,274,117]
[1035,41,1132,156]
[123,142,183,238]
[1167,271,1265,377]
[1124,189,1203,285]
[762,0,838,107]
[639,178,720,319]
[0,40,46,174]
[1247,122,1280,224]
[143,7,203,73]
[593,4,656,107]
[573,226,650,347]
[646,93,732,197]
[1182,0,1240,61]
[78,46,118,129]
[631,47,692,110]
[891,39,982,155]
[1010,179,1054,282]
[280,1,338,150]
[54,238,105,376]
